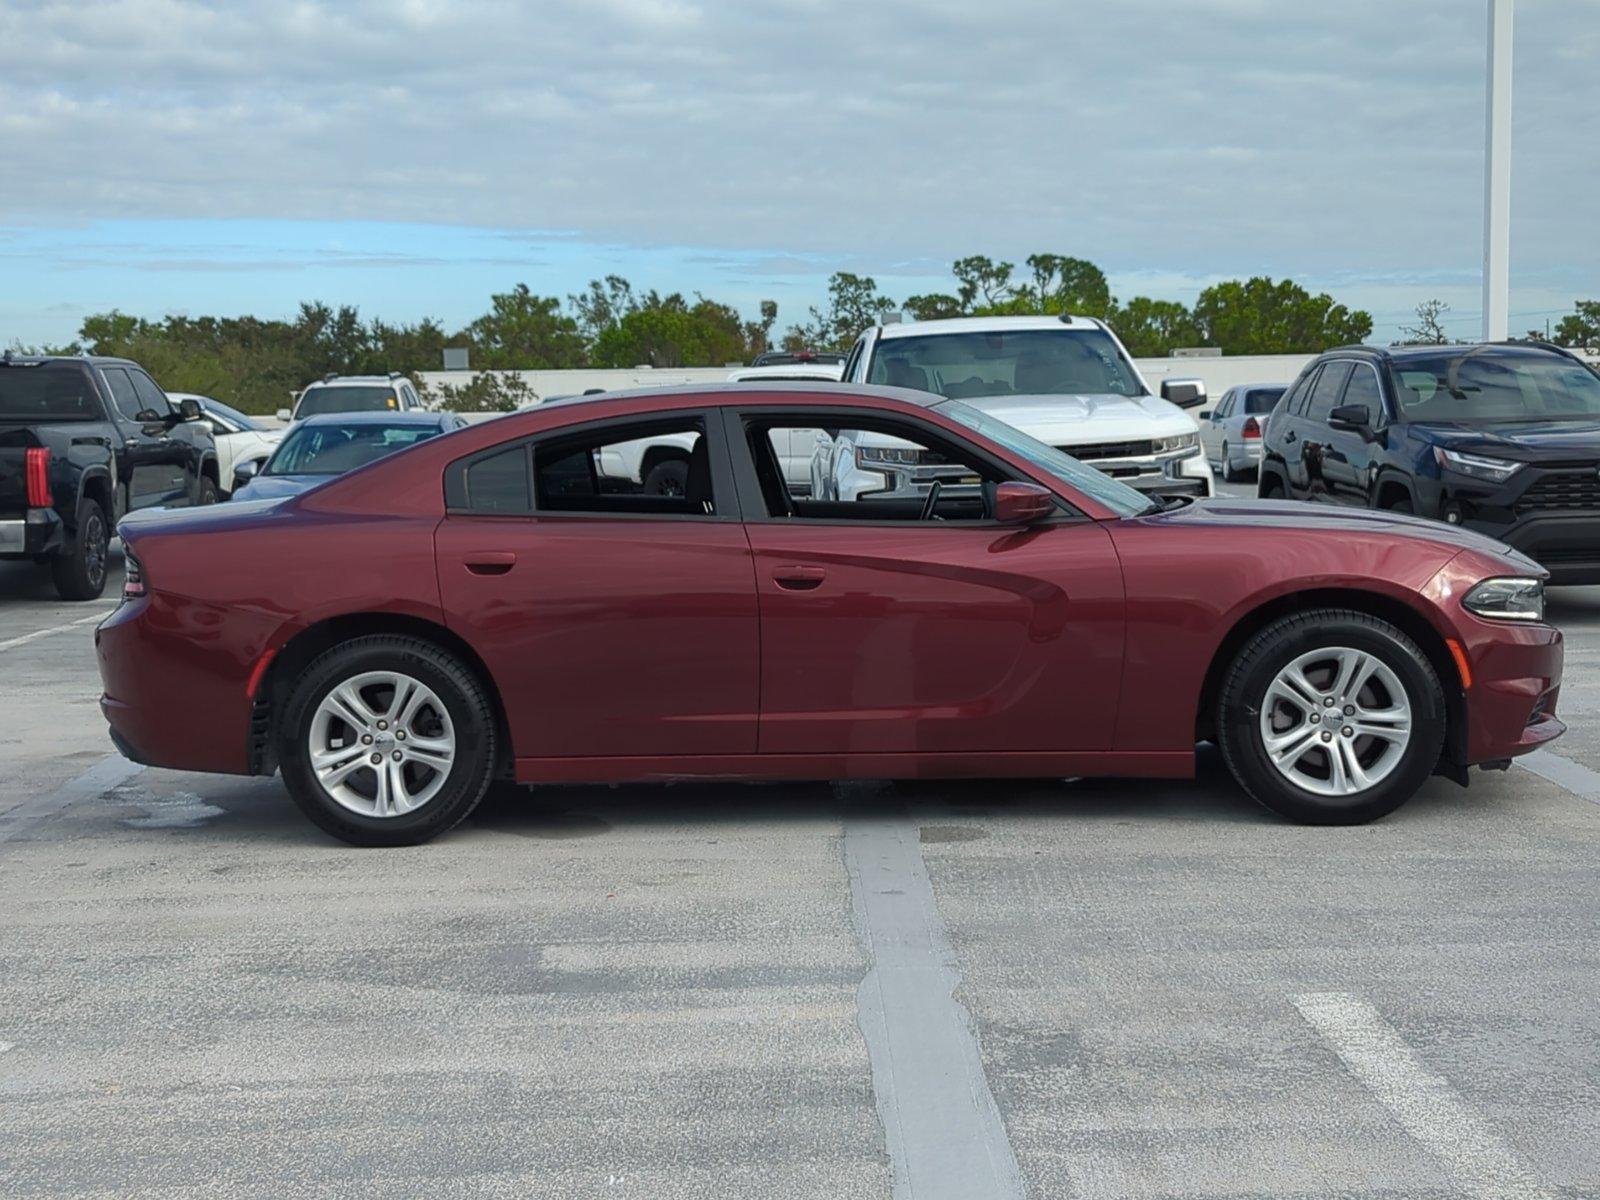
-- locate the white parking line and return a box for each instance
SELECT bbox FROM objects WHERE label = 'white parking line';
[0,610,111,653]
[844,815,1026,1200]
[0,754,145,847]
[1292,992,1555,1200]
[1518,748,1600,807]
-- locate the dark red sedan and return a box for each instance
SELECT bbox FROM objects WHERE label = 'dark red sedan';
[96,385,1565,845]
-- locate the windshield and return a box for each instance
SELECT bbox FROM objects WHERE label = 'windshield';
[264,422,441,476]
[0,363,99,420]
[869,329,1144,400]
[939,400,1155,518]
[295,385,400,418]
[206,398,264,431]
[1393,350,1600,422]
[1244,387,1285,414]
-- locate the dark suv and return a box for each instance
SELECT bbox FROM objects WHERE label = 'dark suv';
[1259,342,1600,583]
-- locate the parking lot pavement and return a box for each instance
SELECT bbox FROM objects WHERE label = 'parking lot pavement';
[3,521,1599,1198]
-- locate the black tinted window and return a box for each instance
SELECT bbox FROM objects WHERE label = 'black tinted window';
[0,364,100,420]
[130,371,170,418]
[1340,367,1382,418]
[533,419,715,516]
[1245,388,1285,414]
[1283,368,1318,416]
[1305,362,1354,421]
[465,446,532,513]
[102,368,144,421]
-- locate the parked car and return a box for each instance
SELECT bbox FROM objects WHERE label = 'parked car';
[277,373,427,423]
[1198,383,1286,482]
[836,315,1213,500]
[749,350,846,368]
[170,393,282,498]
[99,383,1561,846]
[1258,342,1600,584]
[232,412,467,501]
[1,354,218,599]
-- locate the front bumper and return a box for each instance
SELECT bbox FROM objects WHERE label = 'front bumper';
[0,508,65,560]
[1463,622,1565,764]
[1440,465,1600,584]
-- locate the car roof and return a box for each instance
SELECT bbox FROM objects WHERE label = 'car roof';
[876,315,1103,339]
[1321,341,1580,364]
[294,411,454,427]
[0,353,145,368]
[536,381,941,410]
[302,376,407,388]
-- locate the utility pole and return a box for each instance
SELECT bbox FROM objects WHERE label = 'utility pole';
[1482,0,1513,342]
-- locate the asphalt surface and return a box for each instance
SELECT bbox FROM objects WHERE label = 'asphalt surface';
[2,482,1597,1199]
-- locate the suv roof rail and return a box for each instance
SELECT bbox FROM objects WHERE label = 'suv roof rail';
[1056,312,1080,324]
[322,372,337,383]
[388,370,403,379]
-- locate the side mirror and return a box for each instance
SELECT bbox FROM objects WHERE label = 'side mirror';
[993,481,1055,525]
[233,460,260,486]
[1161,378,1207,409]
[1328,403,1372,431]
[178,397,202,422]
[276,408,292,422]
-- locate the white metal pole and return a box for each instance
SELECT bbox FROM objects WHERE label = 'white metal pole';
[1482,0,1514,342]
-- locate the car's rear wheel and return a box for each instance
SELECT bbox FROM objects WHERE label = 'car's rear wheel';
[1220,441,1244,483]
[279,636,498,846]
[52,498,109,601]
[1217,609,1445,824]
[642,458,688,497]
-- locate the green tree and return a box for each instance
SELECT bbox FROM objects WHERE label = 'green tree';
[903,293,965,321]
[422,371,534,413]
[466,283,586,369]
[1109,296,1204,357]
[1193,276,1372,355]
[590,291,754,368]
[786,272,896,351]
[1554,300,1600,352]
[569,275,637,344]
[952,255,1016,310]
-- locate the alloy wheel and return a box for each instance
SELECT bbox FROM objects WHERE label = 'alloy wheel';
[1257,646,1412,797]
[307,670,456,817]
[84,513,107,591]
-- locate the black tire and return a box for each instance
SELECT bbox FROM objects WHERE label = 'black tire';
[51,498,110,601]
[196,475,219,506]
[642,458,688,497]
[1258,473,1285,499]
[1220,443,1243,483]
[1385,493,1413,514]
[278,635,498,846]
[1216,609,1445,825]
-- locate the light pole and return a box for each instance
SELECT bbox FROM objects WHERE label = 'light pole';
[1482,0,1513,342]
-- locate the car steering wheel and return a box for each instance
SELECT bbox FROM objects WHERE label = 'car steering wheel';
[919,480,943,522]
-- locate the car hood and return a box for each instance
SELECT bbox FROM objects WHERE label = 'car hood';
[959,393,1197,445]
[1144,496,1543,571]
[1414,419,1600,463]
[231,474,322,501]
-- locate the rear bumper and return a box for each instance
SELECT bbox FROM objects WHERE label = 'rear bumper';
[0,509,65,560]
[96,593,274,775]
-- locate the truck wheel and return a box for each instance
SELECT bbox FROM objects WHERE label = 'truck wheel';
[278,635,498,846]
[197,476,219,505]
[642,458,688,497]
[52,498,110,601]
[1217,609,1445,825]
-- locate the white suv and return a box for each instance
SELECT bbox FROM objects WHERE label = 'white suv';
[831,315,1212,500]
[278,373,427,423]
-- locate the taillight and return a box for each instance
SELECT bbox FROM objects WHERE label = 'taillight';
[25,447,51,506]
[1242,417,1261,440]
[123,548,146,601]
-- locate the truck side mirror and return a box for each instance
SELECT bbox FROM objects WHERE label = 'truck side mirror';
[1161,378,1206,409]
[178,398,202,422]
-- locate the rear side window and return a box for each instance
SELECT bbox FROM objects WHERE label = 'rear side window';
[464,446,532,514]
[535,418,714,516]
[1282,367,1319,416]
[0,364,101,420]
[1244,388,1285,414]
[102,368,144,422]
[1304,362,1354,421]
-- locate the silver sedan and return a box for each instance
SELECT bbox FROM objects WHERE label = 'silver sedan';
[1198,383,1286,482]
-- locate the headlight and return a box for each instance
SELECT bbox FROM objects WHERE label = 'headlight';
[1463,576,1545,622]
[1434,446,1523,483]
[856,446,923,467]
[1152,433,1200,456]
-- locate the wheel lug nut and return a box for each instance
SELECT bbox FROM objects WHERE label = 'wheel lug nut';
[1321,731,1332,742]
[1322,697,1334,707]
[1343,705,1355,716]
[369,752,382,764]
[392,750,403,762]
[395,731,406,741]
[377,720,388,731]
[361,735,373,745]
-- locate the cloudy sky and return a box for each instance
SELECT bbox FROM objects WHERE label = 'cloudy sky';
[2,0,1597,349]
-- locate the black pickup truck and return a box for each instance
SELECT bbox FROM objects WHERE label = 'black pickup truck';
[0,354,219,600]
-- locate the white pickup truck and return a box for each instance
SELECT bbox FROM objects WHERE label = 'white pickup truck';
[826,315,1212,501]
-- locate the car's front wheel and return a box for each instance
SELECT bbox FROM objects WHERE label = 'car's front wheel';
[1217,609,1445,824]
[279,636,498,846]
